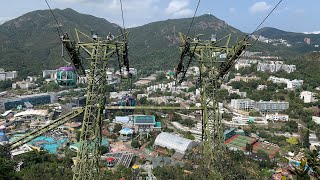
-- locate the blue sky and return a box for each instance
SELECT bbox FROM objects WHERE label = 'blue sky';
[0,0,319,34]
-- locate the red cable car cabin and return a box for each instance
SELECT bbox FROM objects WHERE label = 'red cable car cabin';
[106,157,115,167]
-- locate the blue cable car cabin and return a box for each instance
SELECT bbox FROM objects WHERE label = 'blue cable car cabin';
[56,66,77,88]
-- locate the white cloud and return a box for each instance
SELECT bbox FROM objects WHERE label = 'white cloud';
[249,2,272,14]
[54,0,103,3]
[0,17,13,25]
[165,0,193,17]
[101,0,160,26]
[294,9,305,15]
[303,31,320,34]
[229,8,236,14]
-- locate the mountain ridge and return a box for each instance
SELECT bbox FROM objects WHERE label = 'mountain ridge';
[0,8,317,77]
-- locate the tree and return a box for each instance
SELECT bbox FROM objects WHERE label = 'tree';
[183,132,195,140]
[300,129,310,149]
[305,148,320,178]
[0,145,17,179]
[171,113,181,122]
[292,158,310,179]
[108,133,117,141]
[40,82,59,92]
[113,123,122,133]
[0,80,12,91]
[100,146,109,154]
[76,130,81,141]
[131,140,140,148]
[245,143,253,153]
[114,110,125,117]
[285,120,298,132]
[155,72,166,82]
[249,110,261,117]
[139,97,147,105]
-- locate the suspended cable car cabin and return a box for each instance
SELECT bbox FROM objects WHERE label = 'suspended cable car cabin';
[56,66,77,88]
[117,95,135,114]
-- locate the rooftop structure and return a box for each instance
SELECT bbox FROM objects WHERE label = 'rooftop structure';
[0,69,18,81]
[11,144,33,157]
[287,79,303,90]
[255,100,289,113]
[300,91,317,103]
[154,132,197,154]
[42,70,57,79]
[312,116,320,125]
[266,113,289,121]
[268,76,289,84]
[224,134,257,151]
[133,115,161,137]
[14,109,48,118]
[119,127,133,136]
[115,116,130,124]
[0,130,9,144]
[224,128,236,141]
[257,61,296,73]
[0,93,56,110]
[268,76,303,90]
[230,99,255,111]
[232,74,260,83]
[12,81,37,90]
[134,115,155,125]
[102,152,134,168]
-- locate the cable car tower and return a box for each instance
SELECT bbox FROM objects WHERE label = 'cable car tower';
[61,29,129,179]
[175,33,249,168]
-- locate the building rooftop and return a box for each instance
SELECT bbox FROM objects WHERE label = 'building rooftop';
[14,109,48,117]
[224,134,257,151]
[70,138,109,152]
[65,122,82,128]
[0,132,9,142]
[154,132,196,154]
[223,128,235,136]
[133,115,155,125]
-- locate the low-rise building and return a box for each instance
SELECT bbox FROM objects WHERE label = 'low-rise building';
[0,93,56,110]
[12,81,37,90]
[234,63,251,70]
[266,113,289,121]
[312,116,320,125]
[154,132,197,154]
[268,76,289,84]
[255,100,289,113]
[232,74,260,83]
[257,61,296,73]
[42,70,57,78]
[300,91,317,103]
[0,68,18,81]
[257,85,267,90]
[230,99,255,111]
[133,115,161,133]
[287,79,303,90]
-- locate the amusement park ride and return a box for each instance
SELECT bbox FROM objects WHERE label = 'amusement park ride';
[7,1,256,179]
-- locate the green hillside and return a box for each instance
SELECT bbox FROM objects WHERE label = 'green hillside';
[0,8,120,77]
[255,27,320,54]
[0,8,316,78]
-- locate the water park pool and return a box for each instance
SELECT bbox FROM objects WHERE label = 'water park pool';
[11,134,68,154]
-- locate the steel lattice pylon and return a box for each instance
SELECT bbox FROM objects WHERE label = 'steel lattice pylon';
[176,33,249,169]
[63,29,128,180]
